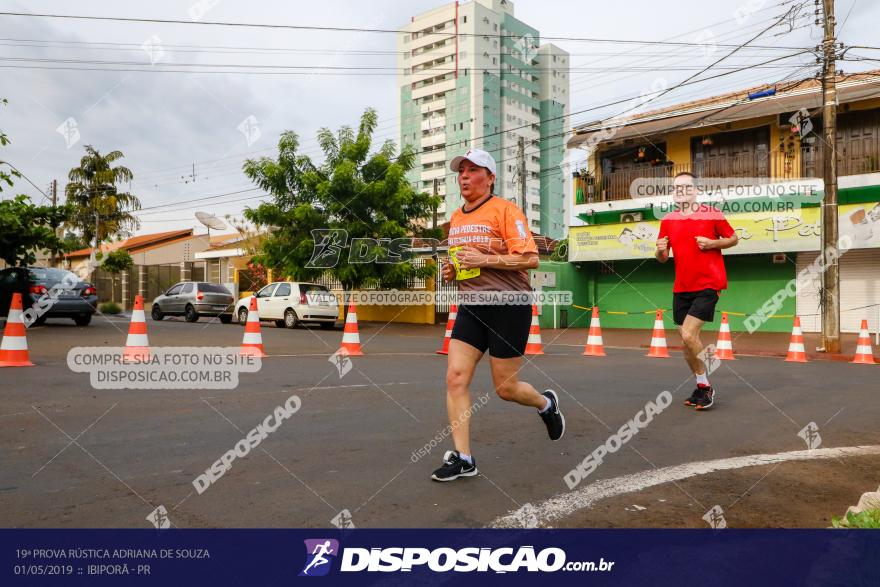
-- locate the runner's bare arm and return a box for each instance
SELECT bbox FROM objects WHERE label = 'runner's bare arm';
[695,234,738,250]
[456,246,538,271]
[655,237,670,262]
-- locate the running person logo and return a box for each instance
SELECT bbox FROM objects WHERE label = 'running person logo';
[300,539,339,577]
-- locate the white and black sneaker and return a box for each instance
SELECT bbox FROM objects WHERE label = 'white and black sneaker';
[539,390,565,441]
[431,450,478,482]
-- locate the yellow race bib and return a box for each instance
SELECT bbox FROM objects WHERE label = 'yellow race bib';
[449,246,481,281]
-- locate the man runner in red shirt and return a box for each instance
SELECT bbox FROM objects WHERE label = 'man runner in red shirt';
[655,172,738,410]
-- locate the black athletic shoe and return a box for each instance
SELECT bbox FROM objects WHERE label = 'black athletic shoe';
[539,390,565,441]
[694,386,715,410]
[431,450,478,482]
[684,388,703,407]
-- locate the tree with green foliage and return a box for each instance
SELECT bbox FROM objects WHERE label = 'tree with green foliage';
[99,249,133,274]
[0,195,70,266]
[243,108,441,290]
[65,145,141,246]
[99,249,134,303]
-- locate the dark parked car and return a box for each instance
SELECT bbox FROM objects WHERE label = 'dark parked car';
[150,282,234,323]
[0,266,97,326]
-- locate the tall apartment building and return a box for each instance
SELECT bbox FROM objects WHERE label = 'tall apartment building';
[398,0,569,239]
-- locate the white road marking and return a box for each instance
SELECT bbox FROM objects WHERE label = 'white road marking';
[489,445,880,528]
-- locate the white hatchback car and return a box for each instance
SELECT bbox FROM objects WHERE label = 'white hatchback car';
[234,282,339,329]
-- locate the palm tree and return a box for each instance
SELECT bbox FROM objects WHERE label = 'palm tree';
[65,145,141,246]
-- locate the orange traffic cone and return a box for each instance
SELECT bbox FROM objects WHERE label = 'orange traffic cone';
[784,317,808,363]
[436,304,457,355]
[714,312,736,360]
[240,296,267,357]
[646,309,670,358]
[524,304,544,355]
[0,293,35,367]
[338,301,363,356]
[582,306,606,357]
[850,319,876,365]
[122,294,150,362]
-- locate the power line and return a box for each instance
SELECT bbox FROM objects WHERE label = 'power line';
[0,36,805,58]
[0,11,814,50]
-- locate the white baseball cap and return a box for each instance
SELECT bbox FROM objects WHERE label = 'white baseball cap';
[450,148,496,176]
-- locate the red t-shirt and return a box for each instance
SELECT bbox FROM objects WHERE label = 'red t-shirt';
[658,205,736,293]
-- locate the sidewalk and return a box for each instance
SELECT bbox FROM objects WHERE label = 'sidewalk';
[541,327,875,362]
[381,322,876,362]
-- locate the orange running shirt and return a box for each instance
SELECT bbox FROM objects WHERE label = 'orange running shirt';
[447,195,538,292]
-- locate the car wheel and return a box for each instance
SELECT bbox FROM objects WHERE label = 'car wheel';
[151,305,164,321]
[219,314,232,324]
[73,314,91,326]
[238,307,248,324]
[284,309,299,329]
[184,305,199,323]
[320,322,335,330]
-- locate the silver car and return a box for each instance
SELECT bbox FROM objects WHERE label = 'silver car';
[233,282,339,329]
[151,282,235,323]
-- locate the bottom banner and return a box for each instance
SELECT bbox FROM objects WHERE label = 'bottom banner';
[1,529,878,585]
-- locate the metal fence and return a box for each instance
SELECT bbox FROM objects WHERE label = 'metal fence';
[311,258,433,291]
[93,268,136,304]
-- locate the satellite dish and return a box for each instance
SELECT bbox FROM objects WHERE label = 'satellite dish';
[195,211,227,239]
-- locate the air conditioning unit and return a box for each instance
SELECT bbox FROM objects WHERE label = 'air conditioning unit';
[619,212,643,223]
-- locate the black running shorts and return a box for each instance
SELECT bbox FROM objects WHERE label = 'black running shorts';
[672,289,720,325]
[451,304,532,358]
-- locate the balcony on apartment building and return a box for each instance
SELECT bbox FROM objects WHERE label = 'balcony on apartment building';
[575,115,880,203]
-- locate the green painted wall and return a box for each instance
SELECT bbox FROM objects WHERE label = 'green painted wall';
[442,74,473,215]
[555,254,795,333]
[480,72,503,174]
[540,99,565,239]
[400,84,420,188]
[533,261,593,330]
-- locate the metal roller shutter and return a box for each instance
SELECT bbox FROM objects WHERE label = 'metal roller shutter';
[796,249,880,333]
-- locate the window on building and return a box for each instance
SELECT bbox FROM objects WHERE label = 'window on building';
[462,15,467,23]
[493,23,498,31]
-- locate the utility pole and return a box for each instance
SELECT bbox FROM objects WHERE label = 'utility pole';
[517,136,527,216]
[431,178,439,260]
[820,0,840,354]
[49,179,59,267]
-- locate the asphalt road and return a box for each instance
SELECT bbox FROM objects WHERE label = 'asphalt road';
[2,315,878,528]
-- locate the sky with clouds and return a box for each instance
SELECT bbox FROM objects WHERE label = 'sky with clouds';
[1,0,876,238]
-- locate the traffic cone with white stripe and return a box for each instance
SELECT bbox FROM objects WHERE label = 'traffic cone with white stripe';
[784,317,808,363]
[0,293,34,367]
[646,309,670,358]
[714,312,736,360]
[338,301,363,356]
[240,296,267,357]
[524,304,544,355]
[582,306,606,357]
[850,320,876,365]
[123,294,150,362]
[436,304,457,355]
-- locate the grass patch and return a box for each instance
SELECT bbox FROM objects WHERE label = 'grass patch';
[99,301,122,314]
